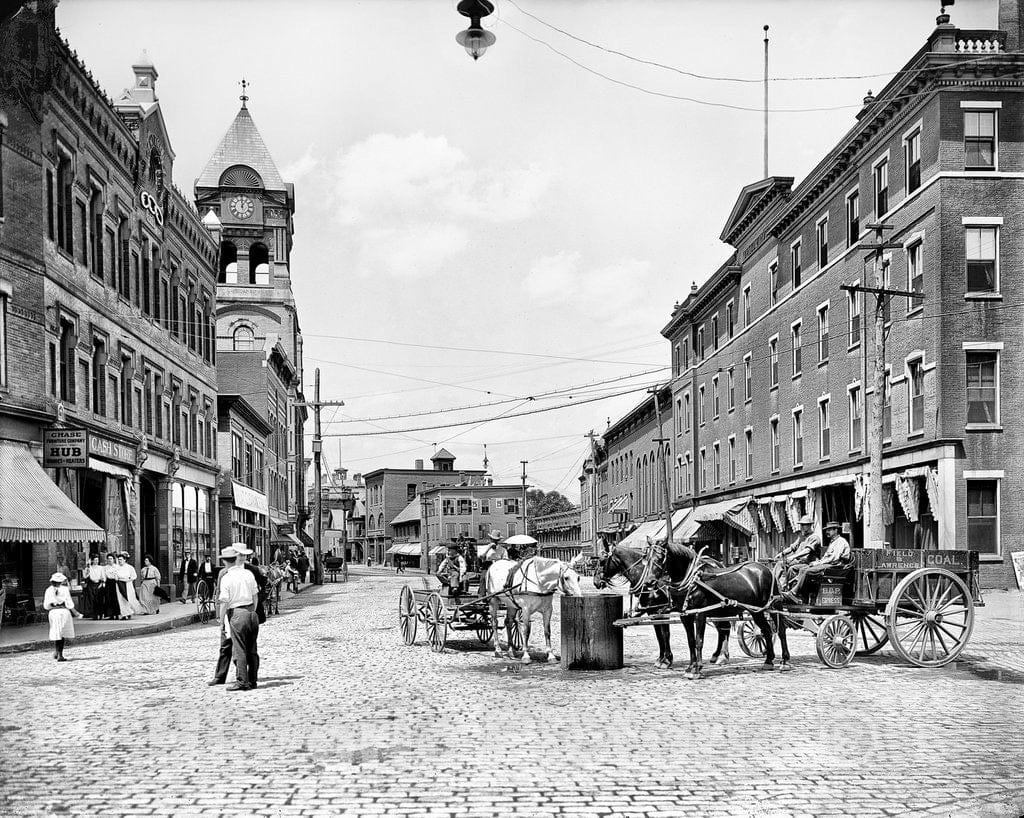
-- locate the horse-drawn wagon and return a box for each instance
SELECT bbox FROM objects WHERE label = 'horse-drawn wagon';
[398,579,522,654]
[598,540,983,676]
[736,546,982,669]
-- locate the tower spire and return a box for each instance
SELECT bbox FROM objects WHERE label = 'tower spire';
[239,77,249,109]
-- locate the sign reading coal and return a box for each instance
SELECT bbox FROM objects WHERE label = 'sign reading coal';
[43,429,89,468]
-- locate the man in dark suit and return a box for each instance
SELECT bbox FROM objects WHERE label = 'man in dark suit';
[177,552,198,603]
[197,553,217,592]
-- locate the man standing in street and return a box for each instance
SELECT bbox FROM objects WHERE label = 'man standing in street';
[197,553,216,591]
[208,545,260,691]
[177,551,198,603]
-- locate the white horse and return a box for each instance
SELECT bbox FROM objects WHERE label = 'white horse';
[481,557,582,664]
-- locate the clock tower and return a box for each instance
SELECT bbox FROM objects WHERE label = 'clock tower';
[193,99,303,387]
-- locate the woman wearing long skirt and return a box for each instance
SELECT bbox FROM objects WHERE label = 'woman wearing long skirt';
[44,573,82,661]
[114,553,144,619]
[137,555,161,615]
[103,553,120,619]
[81,554,105,619]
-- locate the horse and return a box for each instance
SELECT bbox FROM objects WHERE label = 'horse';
[593,540,788,679]
[480,556,582,664]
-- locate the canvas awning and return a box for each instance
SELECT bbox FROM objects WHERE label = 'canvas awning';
[0,440,106,543]
[807,473,858,490]
[429,545,448,556]
[618,510,693,548]
[690,497,756,537]
[88,457,133,479]
[386,543,421,556]
[232,481,269,516]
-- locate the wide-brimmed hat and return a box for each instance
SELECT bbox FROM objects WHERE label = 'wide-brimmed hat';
[232,542,254,556]
[798,515,813,526]
[220,546,240,560]
[488,529,502,541]
[50,572,68,583]
[824,521,842,531]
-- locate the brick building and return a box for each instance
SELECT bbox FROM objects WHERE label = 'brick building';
[363,449,485,565]
[197,99,308,561]
[419,482,525,571]
[652,5,1024,586]
[0,4,220,598]
[216,393,272,562]
[532,508,582,562]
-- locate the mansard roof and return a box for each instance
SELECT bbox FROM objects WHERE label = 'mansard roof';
[196,106,286,191]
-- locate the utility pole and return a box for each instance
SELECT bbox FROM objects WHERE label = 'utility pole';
[520,460,529,537]
[841,222,922,548]
[585,430,600,555]
[295,370,345,584]
[650,386,675,545]
[763,24,770,178]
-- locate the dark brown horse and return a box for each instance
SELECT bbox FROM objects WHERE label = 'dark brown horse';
[594,540,789,679]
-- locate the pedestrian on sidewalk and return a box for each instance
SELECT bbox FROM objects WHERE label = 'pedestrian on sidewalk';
[395,556,405,574]
[43,573,83,662]
[82,554,105,619]
[208,545,260,691]
[197,553,216,591]
[114,553,144,619]
[297,552,310,584]
[177,552,197,603]
[102,553,120,620]
[138,555,161,615]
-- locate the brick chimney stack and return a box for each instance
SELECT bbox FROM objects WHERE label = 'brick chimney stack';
[999,0,1022,51]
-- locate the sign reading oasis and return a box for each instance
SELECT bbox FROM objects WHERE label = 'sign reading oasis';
[139,190,165,226]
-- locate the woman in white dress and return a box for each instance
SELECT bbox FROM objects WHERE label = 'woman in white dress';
[44,573,83,661]
[114,553,144,619]
[137,554,161,615]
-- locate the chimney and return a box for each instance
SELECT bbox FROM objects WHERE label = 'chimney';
[415,459,424,470]
[1000,0,1022,51]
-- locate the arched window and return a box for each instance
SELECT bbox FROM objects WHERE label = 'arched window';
[232,326,255,351]
[148,146,163,193]
[219,241,238,284]
[250,242,270,285]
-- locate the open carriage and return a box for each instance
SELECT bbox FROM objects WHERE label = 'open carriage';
[398,576,523,654]
[734,547,983,669]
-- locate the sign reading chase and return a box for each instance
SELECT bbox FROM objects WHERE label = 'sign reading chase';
[139,190,165,226]
[43,428,89,468]
[88,433,137,466]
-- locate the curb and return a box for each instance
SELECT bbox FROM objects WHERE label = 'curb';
[0,610,206,655]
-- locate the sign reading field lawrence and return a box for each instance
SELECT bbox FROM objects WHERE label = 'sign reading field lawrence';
[43,429,89,468]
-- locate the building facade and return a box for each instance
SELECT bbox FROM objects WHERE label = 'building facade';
[532,508,582,561]
[196,101,308,563]
[420,482,524,571]
[656,6,1024,586]
[1,5,220,598]
[217,393,272,562]
[363,449,486,565]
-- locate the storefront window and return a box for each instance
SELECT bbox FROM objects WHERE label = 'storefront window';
[172,482,212,564]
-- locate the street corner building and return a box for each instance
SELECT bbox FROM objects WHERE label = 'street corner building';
[0,3,221,602]
[587,3,1024,589]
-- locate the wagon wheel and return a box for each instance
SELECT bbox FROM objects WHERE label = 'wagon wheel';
[886,568,974,668]
[475,610,495,646]
[736,617,769,659]
[506,610,524,654]
[398,585,417,646]
[854,613,888,655]
[195,580,214,624]
[424,593,448,653]
[815,614,856,669]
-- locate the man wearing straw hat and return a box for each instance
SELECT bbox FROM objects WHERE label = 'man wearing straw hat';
[208,544,260,691]
[790,521,852,602]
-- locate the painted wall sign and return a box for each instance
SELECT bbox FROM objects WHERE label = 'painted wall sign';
[42,428,89,468]
[88,432,137,466]
[139,189,165,226]
[874,549,924,570]
[924,551,971,571]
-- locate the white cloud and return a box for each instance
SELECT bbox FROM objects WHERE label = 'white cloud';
[281,144,318,182]
[329,132,551,278]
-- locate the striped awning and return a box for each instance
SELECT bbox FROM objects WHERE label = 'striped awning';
[386,543,421,556]
[0,440,106,543]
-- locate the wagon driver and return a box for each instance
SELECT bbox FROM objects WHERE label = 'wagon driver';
[477,530,509,597]
[439,544,467,595]
[790,521,851,601]
[777,515,819,592]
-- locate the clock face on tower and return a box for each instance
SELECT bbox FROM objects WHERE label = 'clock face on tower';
[229,194,254,220]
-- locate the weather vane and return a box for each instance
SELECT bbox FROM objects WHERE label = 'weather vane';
[239,77,249,108]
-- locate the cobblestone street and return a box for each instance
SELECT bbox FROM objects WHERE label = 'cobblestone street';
[1,570,1022,818]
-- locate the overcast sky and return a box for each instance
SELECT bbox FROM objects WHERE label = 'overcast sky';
[59,0,996,498]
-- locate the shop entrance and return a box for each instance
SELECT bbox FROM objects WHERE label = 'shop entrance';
[819,485,861,549]
[79,471,106,556]
[139,477,159,571]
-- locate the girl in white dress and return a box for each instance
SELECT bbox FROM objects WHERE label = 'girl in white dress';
[43,573,83,661]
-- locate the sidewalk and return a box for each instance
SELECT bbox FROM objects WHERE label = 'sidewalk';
[0,582,327,655]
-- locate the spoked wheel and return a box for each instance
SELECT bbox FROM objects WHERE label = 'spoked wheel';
[507,610,524,654]
[815,614,856,669]
[424,593,448,653]
[195,580,214,624]
[475,618,494,645]
[736,617,772,658]
[398,585,417,646]
[886,568,974,668]
[854,613,888,655]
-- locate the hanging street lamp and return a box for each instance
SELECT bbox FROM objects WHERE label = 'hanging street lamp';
[455,0,496,60]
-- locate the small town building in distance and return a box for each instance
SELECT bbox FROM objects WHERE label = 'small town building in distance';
[586,6,1024,588]
[531,508,582,562]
